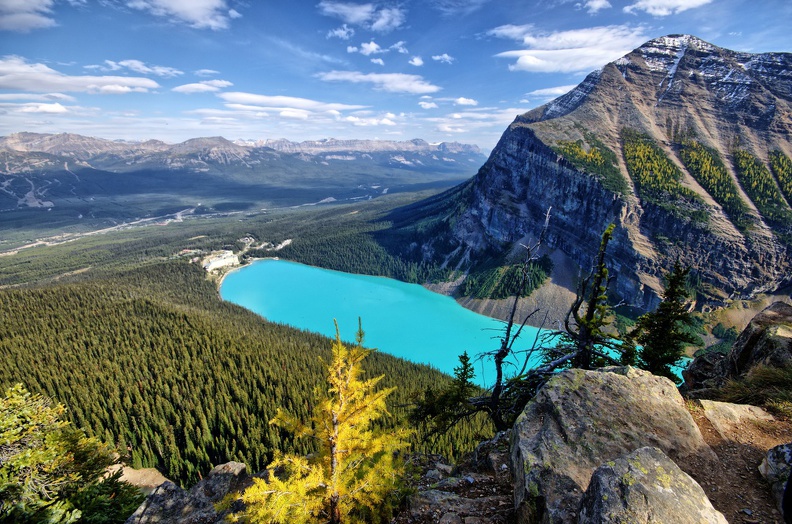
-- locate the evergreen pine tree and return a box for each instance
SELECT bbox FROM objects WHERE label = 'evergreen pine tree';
[631,263,702,380]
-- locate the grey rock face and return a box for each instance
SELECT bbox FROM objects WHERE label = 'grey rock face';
[510,366,714,524]
[684,301,792,395]
[759,442,792,514]
[578,446,728,524]
[727,301,792,377]
[402,35,792,312]
[125,461,250,524]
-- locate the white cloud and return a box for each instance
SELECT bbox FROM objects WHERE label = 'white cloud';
[317,1,374,24]
[327,24,355,39]
[623,0,713,16]
[0,92,75,102]
[0,0,57,32]
[583,0,611,13]
[391,41,409,54]
[526,84,577,97]
[419,101,438,109]
[317,1,405,32]
[359,41,384,55]
[432,53,455,64]
[409,56,424,66]
[347,46,359,53]
[491,24,647,73]
[454,97,478,106]
[19,102,69,113]
[126,0,239,30]
[344,115,397,126]
[371,58,385,66]
[431,0,491,16]
[0,56,160,93]
[218,92,367,113]
[279,109,310,120]
[194,69,220,76]
[370,7,405,32]
[317,71,442,94]
[101,59,183,78]
[173,79,233,93]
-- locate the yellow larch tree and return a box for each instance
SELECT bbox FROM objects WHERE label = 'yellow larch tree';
[238,321,411,524]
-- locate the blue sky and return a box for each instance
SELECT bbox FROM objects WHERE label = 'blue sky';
[0,0,790,151]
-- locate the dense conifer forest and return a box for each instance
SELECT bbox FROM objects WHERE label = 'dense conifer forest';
[0,197,490,488]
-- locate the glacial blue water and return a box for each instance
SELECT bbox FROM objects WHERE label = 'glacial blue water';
[219,259,547,387]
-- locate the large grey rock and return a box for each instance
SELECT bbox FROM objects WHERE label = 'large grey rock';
[697,399,775,440]
[682,350,727,395]
[727,301,792,377]
[759,442,792,514]
[125,461,249,524]
[684,301,792,395]
[578,447,728,523]
[511,366,715,524]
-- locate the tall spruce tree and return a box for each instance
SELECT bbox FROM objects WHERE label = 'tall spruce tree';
[239,322,410,524]
[631,262,702,380]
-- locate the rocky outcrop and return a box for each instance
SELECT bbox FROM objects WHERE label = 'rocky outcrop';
[125,462,249,524]
[727,301,792,377]
[510,366,714,524]
[685,301,792,394]
[759,443,792,515]
[578,446,727,523]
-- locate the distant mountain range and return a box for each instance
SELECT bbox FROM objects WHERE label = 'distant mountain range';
[0,133,484,175]
[0,133,486,236]
[387,35,792,310]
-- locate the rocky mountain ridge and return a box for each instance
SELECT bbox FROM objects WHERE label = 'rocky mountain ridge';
[0,132,485,175]
[390,34,792,311]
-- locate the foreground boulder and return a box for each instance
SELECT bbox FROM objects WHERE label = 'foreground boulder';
[126,462,249,524]
[511,366,715,524]
[579,446,727,523]
[759,442,792,516]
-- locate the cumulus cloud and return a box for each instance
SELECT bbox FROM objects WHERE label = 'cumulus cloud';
[126,0,240,30]
[0,0,57,32]
[623,0,713,16]
[409,56,424,66]
[430,0,491,16]
[454,97,477,106]
[432,53,455,64]
[194,69,220,76]
[490,24,647,73]
[370,7,404,32]
[98,59,183,77]
[391,41,409,54]
[0,56,160,93]
[371,58,385,66]
[173,79,233,93]
[317,70,441,94]
[526,85,577,97]
[218,92,367,113]
[344,115,397,126]
[582,0,611,13]
[419,101,438,109]
[0,92,75,102]
[19,102,69,113]
[327,24,355,39]
[317,1,406,33]
[359,41,384,55]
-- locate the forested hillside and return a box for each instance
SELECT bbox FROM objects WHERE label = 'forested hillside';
[0,199,489,488]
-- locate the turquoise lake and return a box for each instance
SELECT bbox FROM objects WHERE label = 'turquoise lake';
[219,259,546,387]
